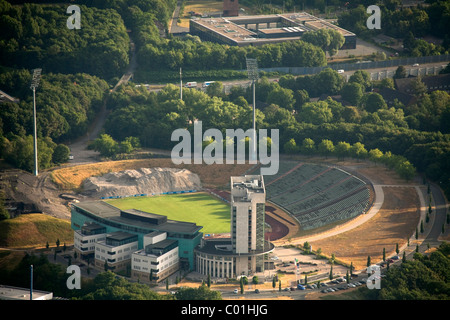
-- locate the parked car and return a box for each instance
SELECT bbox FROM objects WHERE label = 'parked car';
[233,289,238,294]
[297,284,305,290]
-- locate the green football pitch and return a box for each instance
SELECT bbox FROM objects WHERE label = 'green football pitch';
[105,192,230,235]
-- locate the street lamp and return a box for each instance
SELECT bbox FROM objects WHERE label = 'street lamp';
[180,67,183,101]
[246,58,259,162]
[30,68,42,176]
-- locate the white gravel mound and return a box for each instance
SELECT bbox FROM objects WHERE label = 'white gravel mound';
[82,167,201,198]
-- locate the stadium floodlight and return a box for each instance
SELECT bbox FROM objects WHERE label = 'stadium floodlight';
[246,58,259,162]
[30,68,42,176]
[180,67,183,101]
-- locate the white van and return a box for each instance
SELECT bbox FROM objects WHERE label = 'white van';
[184,82,197,88]
[337,69,345,74]
[202,81,215,88]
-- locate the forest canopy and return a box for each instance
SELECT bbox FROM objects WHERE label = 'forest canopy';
[0,1,130,80]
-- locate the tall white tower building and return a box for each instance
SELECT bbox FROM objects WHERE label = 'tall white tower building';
[231,175,267,275]
[195,175,274,277]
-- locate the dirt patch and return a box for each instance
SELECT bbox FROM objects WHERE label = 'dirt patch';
[356,166,417,186]
[52,158,254,191]
[83,167,201,198]
[309,187,420,271]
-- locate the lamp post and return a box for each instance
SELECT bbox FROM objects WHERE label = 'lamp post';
[246,58,259,162]
[30,68,42,176]
[180,67,183,101]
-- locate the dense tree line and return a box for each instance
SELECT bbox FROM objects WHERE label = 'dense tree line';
[362,242,450,300]
[338,1,450,56]
[0,252,220,299]
[105,65,449,197]
[0,69,109,171]
[137,36,327,73]
[0,1,130,80]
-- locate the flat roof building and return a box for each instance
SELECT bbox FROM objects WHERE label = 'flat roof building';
[0,285,53,300]
[189,12,356,48]
[71,200,202,271]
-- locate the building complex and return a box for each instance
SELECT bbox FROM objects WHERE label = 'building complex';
[71,175,273,282]
[71,201,202,282]
[189,12,356,48]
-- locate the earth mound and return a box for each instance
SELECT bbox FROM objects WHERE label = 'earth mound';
[82,167,201,198]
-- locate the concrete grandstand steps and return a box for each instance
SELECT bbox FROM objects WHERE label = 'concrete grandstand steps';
[264,161,371,231]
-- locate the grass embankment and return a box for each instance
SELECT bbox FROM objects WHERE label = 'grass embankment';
[0,214,73,249]
[106,192,231,235]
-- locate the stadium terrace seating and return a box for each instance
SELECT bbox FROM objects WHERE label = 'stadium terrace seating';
[263,162,371,230]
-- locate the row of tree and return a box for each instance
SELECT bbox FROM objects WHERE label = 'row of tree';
[284,137,416,180]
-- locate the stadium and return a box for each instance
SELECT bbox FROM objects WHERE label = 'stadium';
[70,160,373,282]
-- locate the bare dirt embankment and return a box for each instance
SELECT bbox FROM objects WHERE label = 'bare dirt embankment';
[82,167,201,198]
[2,158,254,221]
[309,186,420,270]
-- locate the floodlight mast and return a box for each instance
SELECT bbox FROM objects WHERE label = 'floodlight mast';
[180,67,183,101]
[30,68,42,176]
[246,58,258,162]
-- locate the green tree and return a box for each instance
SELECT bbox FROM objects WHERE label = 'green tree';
[252,275,259,287]
[362,92,387,113]
[335,141,351,160]
[90,134,119,157]
[350,142,368,161]
[175,285,222,300]
[341,82,364,106]
[300,138,316,155]
[206,81,224,98]
[318,139,335,158]
[52,144,70,164]
[394,65,407,79]
[284,138,299,154]
[349,70,372,91]
[267,86,295,110]
[298,101,333,125]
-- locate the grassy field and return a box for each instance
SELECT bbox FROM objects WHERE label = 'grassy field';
[0,214,73,248]
[106,192,231,235]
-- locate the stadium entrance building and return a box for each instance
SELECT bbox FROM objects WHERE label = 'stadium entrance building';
[194,175,274,278]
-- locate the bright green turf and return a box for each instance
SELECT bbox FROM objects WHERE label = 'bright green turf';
[105,192,230,235]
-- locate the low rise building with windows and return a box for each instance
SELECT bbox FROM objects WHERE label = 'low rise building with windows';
[73,222,106,260]
[94,231,138,272]
[131,232,179,283]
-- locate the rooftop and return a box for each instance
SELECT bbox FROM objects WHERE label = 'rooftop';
[0,285,53,300]
[196,238,274,256]
[190,12,355,46]
[73,201,202,235]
